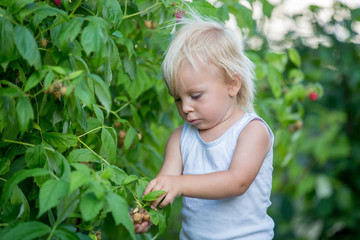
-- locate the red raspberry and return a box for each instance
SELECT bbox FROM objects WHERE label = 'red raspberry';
[309,92,318,101]
[53,0,61,5]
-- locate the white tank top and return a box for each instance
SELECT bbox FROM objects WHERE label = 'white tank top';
[179,112,274,240]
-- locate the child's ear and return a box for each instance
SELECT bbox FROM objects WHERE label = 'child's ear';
[228,75,242,97]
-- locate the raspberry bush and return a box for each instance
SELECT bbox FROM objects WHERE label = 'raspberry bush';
[0,0,336,239]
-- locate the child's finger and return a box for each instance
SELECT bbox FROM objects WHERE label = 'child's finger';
[151,192,167,208]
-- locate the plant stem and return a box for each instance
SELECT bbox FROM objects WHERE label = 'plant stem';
[123,2,162,19]
[77,138,110,166]
[0,177,7,182]
[3,139,54,152]
[69,0,82,18]
[36,20,65,39]
[77,126,113,138]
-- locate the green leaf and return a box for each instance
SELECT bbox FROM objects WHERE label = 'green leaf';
[14,25,41,70]
[267,66,282,98]
[124,127,137,150]
[0,18,15,63]
[80,193,104,221]
[1,221,51,240]
[59,17,84,50]
[105,192,135,240]
[69,170,91,194]
[68,148,101,163]
[89,74,112,114]
[122,175,138,185]
[261,0,274,18]
[81,16,108,56]
[1,168,49,203]
[38,179,69,217]
[32,4,68,27]
[227,3,254,34]
[135,178,148,200]
[16,96,34,133]
[288,48,301,67]
[100,128,116,164]
[0,158,10,175]
[43,132,78,148]
[54,227,81,240]
[109,165,128,185]
[74,79,95,107]
[93,104,104,123]
[188,1,218,18]
[126,66,152,100]
[142,190,166,202]
[25,145,47,168]
[102,0,123,28]
[8,0,34,15]
[24,70,47,92]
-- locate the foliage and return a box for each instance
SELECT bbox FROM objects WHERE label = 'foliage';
[2,0,358,239]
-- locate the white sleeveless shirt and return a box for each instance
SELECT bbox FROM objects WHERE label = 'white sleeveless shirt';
[179,112,274,240]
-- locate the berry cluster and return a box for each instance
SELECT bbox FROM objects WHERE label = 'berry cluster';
[129,207,151,224]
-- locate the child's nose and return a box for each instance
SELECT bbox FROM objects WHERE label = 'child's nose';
[181,99,193,113]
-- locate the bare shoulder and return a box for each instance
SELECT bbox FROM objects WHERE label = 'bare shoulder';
[239,119,271,152]
[167,125,184,144]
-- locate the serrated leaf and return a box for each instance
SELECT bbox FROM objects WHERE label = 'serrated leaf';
[74,79,95,107]
[122,175,138,185]
[0,18,15,63]
[16,96,34,133]
[43,132,78,148]
[68,148,101,163]
[109,165,128,185]
[24,70,47,92]
[102,0,123,28]
[89,74,111,114]
[93,104,104,123]
[1,221,51,240]
[100,127,116,164]
[135,178,148,200]
[81,16,108,56]
[142,190,166,202]
[105,192,135,240]
[38,179,69,217]
[14,25,41,70]
[32,4,68,27]
[80,193,104,221]
[59,17,84,50]
[69,170,91,194]
[1,168,49,203]
[25,145,47,168]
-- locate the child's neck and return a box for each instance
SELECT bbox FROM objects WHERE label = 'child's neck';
[198,108,245,143]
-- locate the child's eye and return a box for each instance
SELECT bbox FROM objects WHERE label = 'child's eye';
[174,97,181,102]
[191,94,201,100]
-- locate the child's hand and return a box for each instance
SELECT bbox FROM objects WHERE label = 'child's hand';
[129,207,152,234]
[143,175,183,208]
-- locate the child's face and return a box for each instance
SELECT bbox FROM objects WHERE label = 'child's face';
[173,61,239,130]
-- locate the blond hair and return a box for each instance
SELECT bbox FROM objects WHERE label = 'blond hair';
[162,18,255,112]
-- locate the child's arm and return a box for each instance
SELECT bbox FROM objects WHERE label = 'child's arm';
[144,120,271,208]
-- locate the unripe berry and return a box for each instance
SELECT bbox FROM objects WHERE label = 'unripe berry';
[143,214,150,222]
[40,39,48,48]
[144,20,152,29]
[133,212,142,224]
